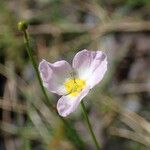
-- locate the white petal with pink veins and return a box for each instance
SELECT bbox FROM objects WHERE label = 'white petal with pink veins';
[73,50,107,89]
[39,59,72,95]
[57,86,90,117]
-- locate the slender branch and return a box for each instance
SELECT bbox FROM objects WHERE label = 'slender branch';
[24,28,100,149]
[23,30,53,108]
[18,22,86,149]
[81,101,100,150]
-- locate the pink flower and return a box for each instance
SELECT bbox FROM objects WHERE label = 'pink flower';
[39,50,107,117]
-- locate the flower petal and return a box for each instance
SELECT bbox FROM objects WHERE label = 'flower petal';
[73,49,107,89]
[39,59,72,95]
[57,86,90,117]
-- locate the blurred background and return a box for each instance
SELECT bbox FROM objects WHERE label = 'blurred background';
[0,0,150,149]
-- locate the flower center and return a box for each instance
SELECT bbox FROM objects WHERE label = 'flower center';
[64,78,86,97]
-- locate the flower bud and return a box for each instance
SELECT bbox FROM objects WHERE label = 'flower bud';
[17,21,28,31]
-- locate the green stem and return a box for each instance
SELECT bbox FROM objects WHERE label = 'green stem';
[81,101,100,150]
[23,30,53,108]
[22,29,86,149]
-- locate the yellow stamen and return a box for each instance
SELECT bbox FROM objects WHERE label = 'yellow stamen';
[64,78,86,97]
